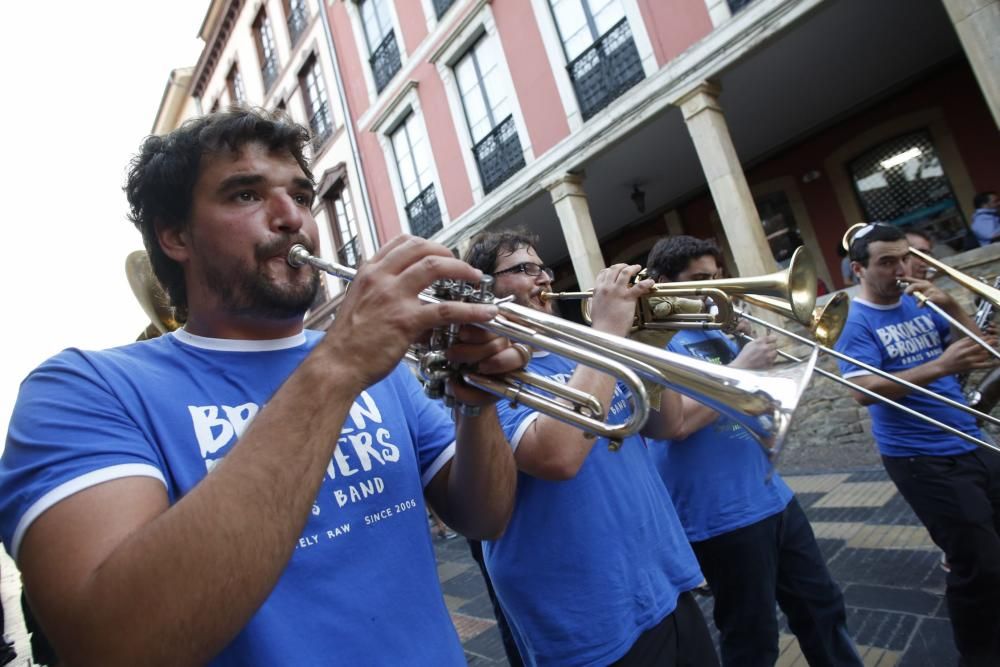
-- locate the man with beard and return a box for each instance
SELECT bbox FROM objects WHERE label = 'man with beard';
[645,235,861,667]
[463,230,718,667]
[836,222,1000,665]
[0,110,519,666]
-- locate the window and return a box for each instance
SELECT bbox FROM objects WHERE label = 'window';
[360,0,401,93]
[254,9,281,91]
[549,0,644,121]
[285,0,309,47]
[432,0,456,19]
[299,56,333,150]
[755,191,804,268]
[226,64,246,106]
[391,113,442,238]
[324,184,361,268]
[849,131,972,250]
[455,36,525,194]
[727,0,756,14]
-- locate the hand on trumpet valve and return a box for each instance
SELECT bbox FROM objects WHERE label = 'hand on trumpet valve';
[590,264,653,338]
[326,235,498,390]
[731,333,779,371]
[443,328,533,409]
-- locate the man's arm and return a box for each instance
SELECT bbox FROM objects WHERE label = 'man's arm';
[669,335,778,440]
[848,335,996,404]
[514,264,670,480]
[16,236,505,667]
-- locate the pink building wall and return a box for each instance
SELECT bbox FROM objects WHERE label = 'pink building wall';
[637,0,713,66]
[492,0,570,155]
[393,0,428,56]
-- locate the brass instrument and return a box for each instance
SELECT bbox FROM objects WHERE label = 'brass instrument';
[737,308,1000,454]
[125,250,181,339]
[288,245,818,456]
[742,292,850,347]
[542,246,818,331]
[966,277,1000,414]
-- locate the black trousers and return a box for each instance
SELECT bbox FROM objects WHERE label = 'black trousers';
[691,499,861,667]
[883,450,1000,666]
[610,592,719,667]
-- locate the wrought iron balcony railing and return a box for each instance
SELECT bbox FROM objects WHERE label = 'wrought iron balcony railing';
[309,102,333,151]
[337,237,360,268]
[566,18,644,122]
[727,0,756,13]
[287,3,309,47]
[261,57,280,91]
[406,185,443,239]
[432,0,456,19]
[369,31,401,94]
[473,115,525,195]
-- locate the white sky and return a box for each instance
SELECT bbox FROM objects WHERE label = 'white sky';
[0,2,209,446]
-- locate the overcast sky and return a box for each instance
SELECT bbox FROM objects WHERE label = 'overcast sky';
[0,2,208,446]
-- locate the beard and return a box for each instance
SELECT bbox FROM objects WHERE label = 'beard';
[203,236,321,320]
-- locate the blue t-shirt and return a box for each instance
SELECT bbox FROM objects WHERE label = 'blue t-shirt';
[483,351,703,667]
[650,329,793,542]
[834,295,980,457]
[0,329,466,666]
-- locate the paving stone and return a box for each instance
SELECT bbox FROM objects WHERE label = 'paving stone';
[449,611,495,642]
[847,607,916,651]
[846,524,935,550]
[441,567,493,599]
[898,618,959,666]
[844,583,941,615]
[828,548,941,590]
[806,506,878,523]
[458,592,499,618]
[784,473,852,494]
[813,482,896,508]
[437,559,471,583]
[463,625,513,664]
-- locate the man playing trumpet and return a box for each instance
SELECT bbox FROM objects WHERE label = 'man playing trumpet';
[837,221,1000,666]
[645,235,861,667]
[0,109,520,666]
[464,230,719,667]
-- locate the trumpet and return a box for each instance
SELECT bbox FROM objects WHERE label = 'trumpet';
[287,245,818,456]
[742,292,850,348]
[543,246,818,331]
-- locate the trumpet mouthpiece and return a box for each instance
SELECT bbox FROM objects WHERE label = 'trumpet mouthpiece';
[288,244,310,268]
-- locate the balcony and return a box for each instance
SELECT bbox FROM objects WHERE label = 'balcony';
[566,18,644,122]
[369,31,401,94]
[261,56,279,91]
[287,3,309,47]
[473,115,526,194]
[337,237,360,268]
[309,102,333,151]
[433,0,456,19]
[406,185,443,239]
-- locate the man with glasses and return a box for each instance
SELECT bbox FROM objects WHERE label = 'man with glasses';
[463,230,719,667]
[835,222,1000,666]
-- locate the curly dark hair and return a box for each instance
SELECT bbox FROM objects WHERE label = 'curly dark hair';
[646,235,723,281]
[124,108,314,315]
[463,229,540,274]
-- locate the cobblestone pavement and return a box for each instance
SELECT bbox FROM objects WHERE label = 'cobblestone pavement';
[0,468,959,666]
[438,468,958,667]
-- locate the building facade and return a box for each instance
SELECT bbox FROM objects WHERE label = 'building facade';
[153,0,378,327]
[324,0,1000,294]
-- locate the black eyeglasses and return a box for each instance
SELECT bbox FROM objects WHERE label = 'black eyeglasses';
[493,262,555,280]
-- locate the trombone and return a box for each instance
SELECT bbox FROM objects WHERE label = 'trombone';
[287,245,818,456]
[543,246,818,331]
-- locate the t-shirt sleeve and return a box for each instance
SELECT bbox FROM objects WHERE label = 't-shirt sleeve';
[834,319,883,379]
[393,366,458,487]
[0,350,167,560]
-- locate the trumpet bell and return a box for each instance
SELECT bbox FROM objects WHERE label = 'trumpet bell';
[125,250,181,336]
[742,291,849,347]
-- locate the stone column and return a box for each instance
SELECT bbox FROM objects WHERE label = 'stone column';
[546,174,606,290]
[941,0,1000,128]
[678,82,777,277]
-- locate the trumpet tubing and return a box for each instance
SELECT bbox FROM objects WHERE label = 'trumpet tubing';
[289,245,816,456]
